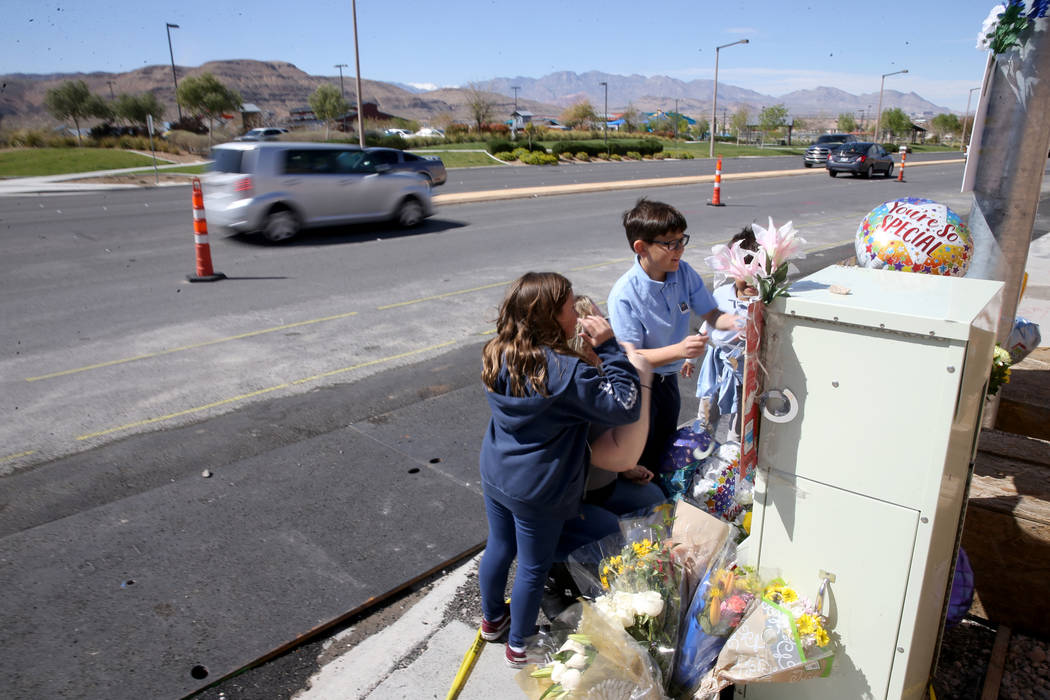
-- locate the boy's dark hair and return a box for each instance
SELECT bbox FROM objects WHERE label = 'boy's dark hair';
[730,225,759,263]
[622,197,687,246]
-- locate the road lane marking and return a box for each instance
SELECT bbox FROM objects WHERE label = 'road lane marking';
[26,311,360,382]
[0,450,36,463]
[75,340,457,441]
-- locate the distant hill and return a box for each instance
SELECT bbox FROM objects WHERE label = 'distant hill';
[0,60,952,130]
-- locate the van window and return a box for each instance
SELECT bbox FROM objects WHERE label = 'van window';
[283,149,338,175]
[211,148,245,173]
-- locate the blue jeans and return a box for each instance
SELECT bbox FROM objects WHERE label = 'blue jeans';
[556,478,666,561]
[479,496,566,648]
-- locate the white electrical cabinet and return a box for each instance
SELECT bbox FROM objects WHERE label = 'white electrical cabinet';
[739,265,1002,700]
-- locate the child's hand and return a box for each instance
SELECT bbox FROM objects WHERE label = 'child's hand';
[578,314,614,347]
[679,332,708,359]
[623,465,654,484]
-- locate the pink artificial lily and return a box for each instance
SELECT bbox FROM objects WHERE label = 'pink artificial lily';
[705,241,766,287]
[752,217,806,271]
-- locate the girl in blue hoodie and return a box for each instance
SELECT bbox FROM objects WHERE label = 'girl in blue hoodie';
[479,272,644,667]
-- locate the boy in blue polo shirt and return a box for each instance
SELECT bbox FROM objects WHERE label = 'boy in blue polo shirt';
[607,198,742,473]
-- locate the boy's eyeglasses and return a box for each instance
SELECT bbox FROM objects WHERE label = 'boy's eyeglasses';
[652,235,690,251]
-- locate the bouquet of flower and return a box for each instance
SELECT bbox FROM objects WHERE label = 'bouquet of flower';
[516,601,664,700]
[987,344,1013,396]
[690,442,753,532]
[695,575,836,697]
[706,217,806,305]
[977,0,1048,54]
[670,540,761,697]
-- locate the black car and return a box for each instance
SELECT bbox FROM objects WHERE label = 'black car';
[827,142,895,178]
[803,133,857,167]
[364,147,447,186]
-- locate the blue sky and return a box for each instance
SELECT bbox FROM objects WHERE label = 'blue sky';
[4,0,999,111]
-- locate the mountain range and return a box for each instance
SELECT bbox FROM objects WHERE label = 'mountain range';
[0,60,953,129]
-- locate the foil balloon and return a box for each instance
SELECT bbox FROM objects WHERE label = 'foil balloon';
[855,197,972,276]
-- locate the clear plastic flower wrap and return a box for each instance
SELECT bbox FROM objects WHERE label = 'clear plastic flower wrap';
[567,502,731,692]
[694,574,837,698]
[690,442,753,528]
[516,600,664,700]
[670,539,761,698]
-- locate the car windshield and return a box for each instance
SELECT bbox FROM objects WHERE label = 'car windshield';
[211,148,245,173]
[816,135,847,143]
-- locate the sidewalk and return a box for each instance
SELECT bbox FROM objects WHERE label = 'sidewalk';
[290,232,1050,700]
[0,160,207,194]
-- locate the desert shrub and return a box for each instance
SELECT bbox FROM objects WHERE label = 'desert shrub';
[165,129,211,155]
[574,151,590,161]
[445,123,470,137]
[521,151,558,165]
[367,133,407,149]
[626,151,642,160]
[550,138,662,157]
[494,151,515,161]
[169,116,208,134]
[610,153,623,161]
[654,152,667,160]
[596,152,610,160]
[487,139,514,155]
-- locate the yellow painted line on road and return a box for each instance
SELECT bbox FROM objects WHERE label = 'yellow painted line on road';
[431,159,967,206]
[26,310,359,382]
[75,339,457,441]
[377,281,511,310]
[0,450,36,463]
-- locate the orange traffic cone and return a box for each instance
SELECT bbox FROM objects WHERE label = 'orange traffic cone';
[897,149,907,183]
[707,157,725,206]
[187,178,226,283]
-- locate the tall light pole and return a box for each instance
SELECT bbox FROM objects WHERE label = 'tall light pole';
[711,38,749,158]
[166,22,182,122]
[511,85,520,112]
[873,69,908,142]
[962,86,981,149]
[351,0,365,147]
[673,98,679,139]
[599,81,608,150]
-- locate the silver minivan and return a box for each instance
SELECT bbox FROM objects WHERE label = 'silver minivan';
[203,142,434,242]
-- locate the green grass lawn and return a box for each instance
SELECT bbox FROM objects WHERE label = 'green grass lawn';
[0,148,160,177]
[409,149,502,167]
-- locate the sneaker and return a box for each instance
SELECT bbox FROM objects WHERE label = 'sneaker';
[480,607,511,642]
[505,643,528,668]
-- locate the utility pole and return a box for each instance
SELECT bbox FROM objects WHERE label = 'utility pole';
[711,38,748,158]
[961,85,980,149]
[351,0,365,147]
[600,81,608,153]
[673,98,679,140]
[874,69,908,142]
[106,81,115,100]
[166,23,182,122]
[511,85,520,112]
[335,63,348,132]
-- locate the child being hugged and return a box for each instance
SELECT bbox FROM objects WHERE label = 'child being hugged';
[693,226,760,441]
[479,272,644,668]
[607,198,743,475]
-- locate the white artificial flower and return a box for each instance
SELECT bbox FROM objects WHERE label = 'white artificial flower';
[634,590,665,618]
[550,660,567,683]
[559,639,587,656]
[560,668,583,691]
[978,4,1007,48]
[566,652,589,669]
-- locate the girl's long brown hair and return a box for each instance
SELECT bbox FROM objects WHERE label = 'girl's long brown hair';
[482,272,583,397]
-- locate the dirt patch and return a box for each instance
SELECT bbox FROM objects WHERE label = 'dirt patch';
[66,173,197,186]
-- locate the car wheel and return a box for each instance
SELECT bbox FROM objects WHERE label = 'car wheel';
[397,198,424,228]
[262,209,300,243]
[884,164,894,178]
[803,162,812,168]
[862,165,872,179]
[828,170,837,177]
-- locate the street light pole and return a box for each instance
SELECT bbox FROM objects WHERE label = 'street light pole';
[711,38,748,158]
[962,86,981,149]
[511,85,520,112]
[351,0,365,147]
[599,81,608,150]
[334,64,348,132]
[873,69,908,142]
[166,23,182,122]
[674,98,679,140]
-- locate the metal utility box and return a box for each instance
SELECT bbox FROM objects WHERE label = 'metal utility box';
[739,265,1002,700]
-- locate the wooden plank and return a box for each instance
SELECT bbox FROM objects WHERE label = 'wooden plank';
[976,429,1050,468]
[969,453,1050,523]
[996,348,1050,441]
[980,624,1011,700]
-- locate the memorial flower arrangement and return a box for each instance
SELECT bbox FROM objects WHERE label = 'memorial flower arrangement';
[977,0,1049,54]
[516,602,664,700]
[706,217,806,304]
[987,344,1013,396]
[694,574,837,697]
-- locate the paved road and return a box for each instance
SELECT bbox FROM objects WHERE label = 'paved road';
[0,157,1003,698]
